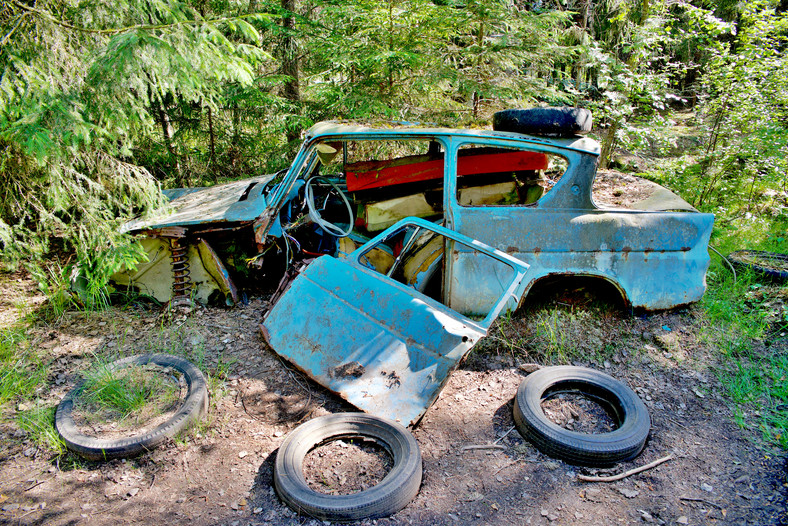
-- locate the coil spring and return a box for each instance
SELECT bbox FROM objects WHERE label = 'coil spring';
[169,239,192,301]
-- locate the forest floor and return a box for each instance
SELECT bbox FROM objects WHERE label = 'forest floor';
[0,169,787,526]
[1,271,786,526]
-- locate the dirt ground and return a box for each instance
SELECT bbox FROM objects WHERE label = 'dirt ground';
[1,268,786,526]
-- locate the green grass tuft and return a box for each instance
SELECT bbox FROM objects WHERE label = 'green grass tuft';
[0,327,47,406]
[16,405,66,455]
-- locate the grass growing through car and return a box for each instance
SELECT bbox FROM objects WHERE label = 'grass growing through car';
[72,361,184,432]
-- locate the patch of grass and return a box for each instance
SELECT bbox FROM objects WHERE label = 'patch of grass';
[74,362,182,429]
[534,309,576,363]
[16,405,66,455]
[0,327,47,406]
[720,353,788,449]
[702,259,788,450]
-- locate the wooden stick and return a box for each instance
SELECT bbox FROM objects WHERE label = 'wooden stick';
[493,426,516,445]
[577,454,673,482]
[461,444,507,452]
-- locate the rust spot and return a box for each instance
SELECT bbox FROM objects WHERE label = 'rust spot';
[330,361,365,378]
[258,324,271,347]
[621,246,632,253]
[533,247,542,255]
[506,246,518,254]
[382,370,401,388]
[681,246,691,252]
[644,248,653,255]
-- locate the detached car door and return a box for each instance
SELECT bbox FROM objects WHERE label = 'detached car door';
[261,217,529,426]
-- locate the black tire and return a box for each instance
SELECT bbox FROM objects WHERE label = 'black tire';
[728,250,788,283]
[55,354,209,461]
[513,366,650,466]
[493,107,593,137]
[274,413,422,522]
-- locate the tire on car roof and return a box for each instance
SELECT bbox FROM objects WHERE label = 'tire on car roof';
[55,353,209,461]
[493,107,593,137]
[513,366,650,466]
[274,413,422,522]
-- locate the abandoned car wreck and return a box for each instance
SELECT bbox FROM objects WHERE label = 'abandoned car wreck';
[112,109,715,424]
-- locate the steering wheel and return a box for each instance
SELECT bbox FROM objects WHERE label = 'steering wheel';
[304,176,354,238]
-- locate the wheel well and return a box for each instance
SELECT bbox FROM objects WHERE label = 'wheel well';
[520,274,630,312]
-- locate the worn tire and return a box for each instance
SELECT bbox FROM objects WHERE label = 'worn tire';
[55,354,209,461]
[274,413,422,522]
[728,250,788,283]
[493,107,593,137]
[513,366,650,466]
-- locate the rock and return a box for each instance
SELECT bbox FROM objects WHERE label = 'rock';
[618,487,640,498]
[518,363,541,374]
[639,510,654,523]
[127,488,139,497]
[23,448,36,457]
[701,483,713,493]
[676,516,689,525]
[543,461,560,470]
[2,503,20,511]
[238,451,248,459]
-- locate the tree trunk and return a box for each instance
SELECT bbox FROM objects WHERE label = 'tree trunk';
[207,105,216,181]
[599,120,619,170]
[157,104,184,184]
[281,0,300,145]
[473,19,485,119]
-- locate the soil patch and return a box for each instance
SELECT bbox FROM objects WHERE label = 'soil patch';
[541,393,617,434]
[304,438,393,495]
[0,271,786,526]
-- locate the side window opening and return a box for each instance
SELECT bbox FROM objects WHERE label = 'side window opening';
[455,143,568,207]
[355,223,515,319]
[330,139,446,235]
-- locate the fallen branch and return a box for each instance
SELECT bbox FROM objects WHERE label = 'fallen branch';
[679,496,722,509]
[493,426,516,445]
[460,444,507,452]
[577,454,673,483]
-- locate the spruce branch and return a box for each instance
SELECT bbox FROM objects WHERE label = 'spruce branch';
[9,0,275,35]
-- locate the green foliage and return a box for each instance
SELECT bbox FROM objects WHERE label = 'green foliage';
[0,0,275,301]
[16,405,67,455]
[0,327,47,406]
[691,2,788,220]
[702,256,788,449]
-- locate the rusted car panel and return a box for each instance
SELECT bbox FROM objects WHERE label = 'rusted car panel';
[261,218,529,426]
[123,174,275,232]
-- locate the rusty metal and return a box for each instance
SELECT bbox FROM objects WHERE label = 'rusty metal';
[262,218,530,426]
[169,238,192,306]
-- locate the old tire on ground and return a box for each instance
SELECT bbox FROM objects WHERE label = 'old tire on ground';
[274,413,422,522]
[493,107,593,137]
[55,354,209,461]
[513,366,650,466]
[728,250,788,283]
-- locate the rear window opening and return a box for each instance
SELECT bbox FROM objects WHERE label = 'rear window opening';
[454,143,568,207]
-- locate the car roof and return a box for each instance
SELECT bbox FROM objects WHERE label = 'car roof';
[306,121,601,156]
